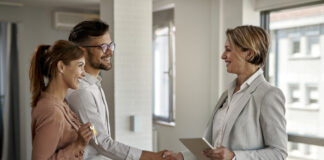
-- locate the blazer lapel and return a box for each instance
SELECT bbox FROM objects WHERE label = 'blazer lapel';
[221,75,265,145]
[203,91,228,142]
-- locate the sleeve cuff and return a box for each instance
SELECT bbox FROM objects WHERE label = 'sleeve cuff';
[126,147,142,160]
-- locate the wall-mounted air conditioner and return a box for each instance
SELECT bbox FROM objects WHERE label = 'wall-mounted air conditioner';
[53,11,99,30]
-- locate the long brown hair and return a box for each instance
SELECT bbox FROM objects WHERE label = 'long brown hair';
[29,40,84,107]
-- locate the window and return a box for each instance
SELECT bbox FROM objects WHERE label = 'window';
[152,8,176,124]
[284,27,321,59]
[292,38,301,55]
[288,84,300,104]
[288,142,319,159]
[286,83,319,110]
[307,35,320,56]
[266,3,324,160]
[305,84,319,105]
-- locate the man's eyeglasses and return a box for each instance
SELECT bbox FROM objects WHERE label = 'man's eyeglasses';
[82,42,116,53]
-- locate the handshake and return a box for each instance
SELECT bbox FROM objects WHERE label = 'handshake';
[141,150,183,160]
[142,146,234,160]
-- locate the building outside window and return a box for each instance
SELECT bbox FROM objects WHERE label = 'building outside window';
[268,4,324,160]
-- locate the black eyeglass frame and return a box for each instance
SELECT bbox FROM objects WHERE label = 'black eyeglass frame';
[82,42,115,53]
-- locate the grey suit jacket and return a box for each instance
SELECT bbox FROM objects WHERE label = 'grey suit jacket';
[183,74,287,160]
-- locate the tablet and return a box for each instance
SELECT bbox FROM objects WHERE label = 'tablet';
[179,137,214,160]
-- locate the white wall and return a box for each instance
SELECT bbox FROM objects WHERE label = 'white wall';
[0,4,97,160]
[112,0,153,150]
[155,0,213,151]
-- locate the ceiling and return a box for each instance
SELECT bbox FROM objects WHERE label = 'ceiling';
[0,0,100,11]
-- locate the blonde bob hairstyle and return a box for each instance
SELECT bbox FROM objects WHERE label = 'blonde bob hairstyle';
[226,25,270,66]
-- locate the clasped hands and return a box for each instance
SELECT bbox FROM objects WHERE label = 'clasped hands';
[142,146,234,160]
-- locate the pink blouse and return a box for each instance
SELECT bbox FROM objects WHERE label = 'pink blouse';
[32,92,83,160]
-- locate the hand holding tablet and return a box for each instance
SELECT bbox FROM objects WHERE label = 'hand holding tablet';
[179,137,214,160]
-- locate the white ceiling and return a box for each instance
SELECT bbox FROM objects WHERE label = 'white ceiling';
[0,0,100,11]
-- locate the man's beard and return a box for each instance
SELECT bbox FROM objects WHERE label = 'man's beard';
[88,51,112,71]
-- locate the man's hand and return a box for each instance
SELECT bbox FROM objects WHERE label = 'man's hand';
[163,150,184,160]
[203,146,234,160]
[140,150,168,160]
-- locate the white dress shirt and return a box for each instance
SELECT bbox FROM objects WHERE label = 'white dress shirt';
[66,73,142,160]
[212,69,263,159]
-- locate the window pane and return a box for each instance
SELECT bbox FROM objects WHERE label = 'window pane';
[307,35,320,56]
[269,4,324,159]
[292,39,300,54]
[152,8,175,122]
[153,27,170,118]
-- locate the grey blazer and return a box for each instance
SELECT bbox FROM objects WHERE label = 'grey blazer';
[183,74,288,160]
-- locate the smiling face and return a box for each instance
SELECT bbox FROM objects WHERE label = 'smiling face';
[62,57,86,89]
[221,39,249,75]
[85,31,113,71]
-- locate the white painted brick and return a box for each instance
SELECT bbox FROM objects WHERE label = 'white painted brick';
[114,0,153,150]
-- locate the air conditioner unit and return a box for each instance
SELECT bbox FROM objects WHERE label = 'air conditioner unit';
[54,11,99,30]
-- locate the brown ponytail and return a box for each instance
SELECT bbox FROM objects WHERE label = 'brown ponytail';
[29,40,84,108]
[29,45,50,107]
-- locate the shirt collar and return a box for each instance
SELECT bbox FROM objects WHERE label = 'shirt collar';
[83,72,102,86]
[244,68,263,87]
[228,68,263,95]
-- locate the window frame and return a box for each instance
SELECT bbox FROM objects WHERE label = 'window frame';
[261,2,324,158]
[152,8,176,126]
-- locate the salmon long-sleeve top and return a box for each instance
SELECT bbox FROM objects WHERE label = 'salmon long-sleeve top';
[32,92,84,160]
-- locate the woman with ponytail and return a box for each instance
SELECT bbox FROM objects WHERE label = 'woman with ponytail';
[29,40,93,159]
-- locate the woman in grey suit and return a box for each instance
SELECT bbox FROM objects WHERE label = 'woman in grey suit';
[164,25,287,160]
